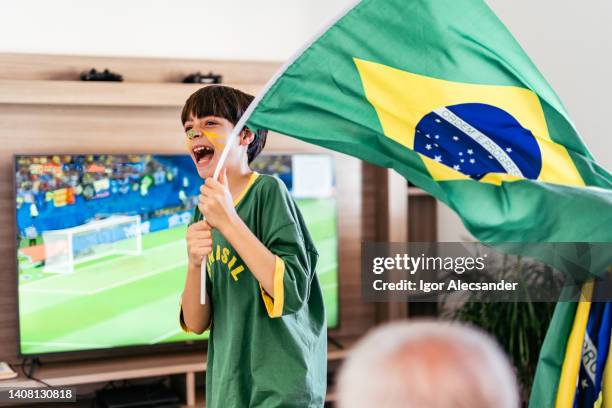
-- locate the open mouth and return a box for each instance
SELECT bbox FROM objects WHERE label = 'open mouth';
[192,145,215,165]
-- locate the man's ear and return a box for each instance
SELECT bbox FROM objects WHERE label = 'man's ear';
[239,128,255,146]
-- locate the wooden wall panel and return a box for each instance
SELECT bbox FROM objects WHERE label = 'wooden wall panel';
[408,195,438,242]
[407,193,438,317]
[0,53,279,84]
[362,164,388,242]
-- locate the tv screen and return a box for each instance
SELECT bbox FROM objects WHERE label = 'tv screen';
[15,153,338,356]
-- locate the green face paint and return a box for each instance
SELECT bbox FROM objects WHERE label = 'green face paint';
[186,128,200,140]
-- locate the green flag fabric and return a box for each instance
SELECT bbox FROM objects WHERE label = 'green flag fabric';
[238,0,612,405]
[529,299,579,407]
[245,0,612,246]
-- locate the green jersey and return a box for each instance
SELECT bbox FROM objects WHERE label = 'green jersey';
[181,173,327,407]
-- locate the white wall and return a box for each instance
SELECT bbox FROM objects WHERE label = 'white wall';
[0,0,352,62]
[0,0,608,242]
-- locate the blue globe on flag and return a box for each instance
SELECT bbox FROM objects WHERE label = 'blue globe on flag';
[413,103,542,181]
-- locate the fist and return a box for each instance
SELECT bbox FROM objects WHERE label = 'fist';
[186,220,212,267]
[198,168,237,233]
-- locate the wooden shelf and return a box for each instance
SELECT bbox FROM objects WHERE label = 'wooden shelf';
[1,351,206,388]
[325,387,338,403]
[187,391,205,408]
[0,346,348,387]
[1,344,352,407]
[408,187,430,196]
[0,79,262,108]
[188,384,340,407]
[328,347,350,362]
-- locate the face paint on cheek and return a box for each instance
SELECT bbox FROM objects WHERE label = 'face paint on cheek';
[202,130,226,150]
[185,128,200,154]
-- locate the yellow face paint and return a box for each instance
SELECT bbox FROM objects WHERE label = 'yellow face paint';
[185,129,226,154]
[202,130,225,150]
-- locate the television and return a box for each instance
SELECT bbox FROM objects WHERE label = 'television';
[14,153,338,357]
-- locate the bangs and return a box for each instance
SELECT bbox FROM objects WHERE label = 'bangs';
[181,85,253,125]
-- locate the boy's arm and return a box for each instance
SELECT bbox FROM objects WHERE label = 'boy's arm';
[180,220,213,334]
[180,261,211,334]
[200,172,277,296]
[221,216,276,296]
[201,172,314,315]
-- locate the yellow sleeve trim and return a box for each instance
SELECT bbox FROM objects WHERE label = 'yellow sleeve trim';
[259,256,285,318]
[178,296,194,334]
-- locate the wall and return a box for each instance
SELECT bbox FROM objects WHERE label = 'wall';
[0,0,352,62]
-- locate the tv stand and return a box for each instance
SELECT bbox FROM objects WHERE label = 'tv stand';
[328,334,345,350]
[96,383,180,408]
[3,351,205,406]
[2,344,352,407]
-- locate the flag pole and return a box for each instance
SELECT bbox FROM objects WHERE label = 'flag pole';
[200,117,248,304]
[199,0,361,304]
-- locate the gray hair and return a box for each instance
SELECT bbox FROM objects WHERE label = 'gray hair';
[337,320,519,408]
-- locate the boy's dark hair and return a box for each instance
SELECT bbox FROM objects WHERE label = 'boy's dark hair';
[181,85,267,164]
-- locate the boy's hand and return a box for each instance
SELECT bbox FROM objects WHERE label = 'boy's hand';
[199,168,238,234]
[186,220,212,267]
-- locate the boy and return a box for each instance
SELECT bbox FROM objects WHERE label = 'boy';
[179,85,327,407]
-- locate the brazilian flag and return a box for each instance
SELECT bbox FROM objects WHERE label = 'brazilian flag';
[239,0,612,406]
[245,0,611,244]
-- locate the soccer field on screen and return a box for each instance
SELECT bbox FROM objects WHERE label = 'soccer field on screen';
[18,198,338,355]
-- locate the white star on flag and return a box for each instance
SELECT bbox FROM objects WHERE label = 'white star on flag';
[453,164,460,170]
[469,158,475,164]
[506,147,512,153]
[434,155,442,162]
[425,144,432,150]
[452,136,459,141]
[467,149,473,155]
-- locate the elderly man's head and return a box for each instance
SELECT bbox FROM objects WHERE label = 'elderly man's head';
[337,321,519,408]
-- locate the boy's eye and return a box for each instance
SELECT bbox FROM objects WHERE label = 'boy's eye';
[204,120,217,126]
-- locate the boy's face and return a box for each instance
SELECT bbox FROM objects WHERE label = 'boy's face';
[183,114,234,179]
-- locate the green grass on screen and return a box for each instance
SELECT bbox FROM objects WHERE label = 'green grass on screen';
[18,198,338,355]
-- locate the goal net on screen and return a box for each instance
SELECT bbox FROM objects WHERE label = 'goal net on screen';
[42,215,142,274]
